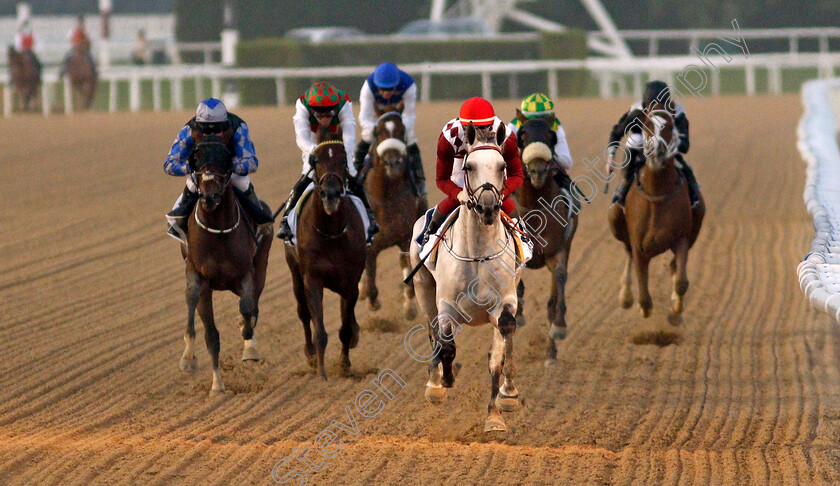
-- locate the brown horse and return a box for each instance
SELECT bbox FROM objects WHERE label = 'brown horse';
[177,134,273,395]
[512,116,578,363]
[7,45,40,112]
[285,137,367,380]
[65,40,97,110]
[608,106,704,319]
[358,107,427,317]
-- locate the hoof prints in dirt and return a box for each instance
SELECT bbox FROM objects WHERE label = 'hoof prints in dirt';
[630,330,682,347]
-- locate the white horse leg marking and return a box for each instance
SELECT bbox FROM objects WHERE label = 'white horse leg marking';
[180,335,197,370]
[619,250,634,309]
[211,368,225,394]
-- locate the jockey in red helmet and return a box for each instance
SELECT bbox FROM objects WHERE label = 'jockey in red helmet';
[420,97,524,243]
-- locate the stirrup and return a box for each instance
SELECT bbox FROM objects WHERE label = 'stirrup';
[166,216,188,244]
[276,218,292,240]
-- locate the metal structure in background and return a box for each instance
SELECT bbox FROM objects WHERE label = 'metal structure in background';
[430,0,632,58]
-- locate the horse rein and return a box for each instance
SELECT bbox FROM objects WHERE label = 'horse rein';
[462,145,505,214]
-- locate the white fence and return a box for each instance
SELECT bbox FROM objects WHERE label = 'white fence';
[2,52,839,117]
[797,78,840,322]
[594,27,840,57]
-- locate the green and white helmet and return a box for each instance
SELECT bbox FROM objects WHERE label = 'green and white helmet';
[520,93,554,117]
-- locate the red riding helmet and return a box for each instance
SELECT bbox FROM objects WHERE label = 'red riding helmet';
[305,82,344,112]
[458,97,495,126]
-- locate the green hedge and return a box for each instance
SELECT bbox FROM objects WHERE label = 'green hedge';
[236,31,588,105]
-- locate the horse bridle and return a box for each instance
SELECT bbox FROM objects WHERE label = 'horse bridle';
[313,140,348,199]
[462,145,505,214]
[644,109,680,161]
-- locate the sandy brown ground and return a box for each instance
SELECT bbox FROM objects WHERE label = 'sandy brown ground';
[1,94,839,485]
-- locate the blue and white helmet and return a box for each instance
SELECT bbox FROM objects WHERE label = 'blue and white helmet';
[195,98,229,133]
[373,63,400,89]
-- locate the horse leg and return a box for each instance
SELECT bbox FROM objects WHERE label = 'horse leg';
[399,246,418,320]
[619,245,634,309]
[290,265,315,370]
[304,277,328,380]
[549,250,569,341]
[670,240,690,316]
[515,279,526,328]
[364,251,381,311]
[180,270,202,371]
[239,273,259,362]
[485,327,508,432]
[437,314,457,389]
[339,287,361,375]
[496,303,520,414]
[634,250,653,318]
[196,286,224,395]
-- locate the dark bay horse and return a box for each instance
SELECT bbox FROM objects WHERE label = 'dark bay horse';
[66,40,97,110]
[8,45,40,112]
[178,134,273,395]
[512,115,578,363]
[358,107,427,317]
[285,139,367,380]
[608,106,704,319]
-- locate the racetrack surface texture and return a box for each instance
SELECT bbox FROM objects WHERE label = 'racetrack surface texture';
[2,95,839,485]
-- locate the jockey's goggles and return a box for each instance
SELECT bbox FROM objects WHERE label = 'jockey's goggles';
[196,121,229,134]
[313,109,336,119]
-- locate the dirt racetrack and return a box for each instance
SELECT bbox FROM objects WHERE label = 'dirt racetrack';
[2,94,840,485]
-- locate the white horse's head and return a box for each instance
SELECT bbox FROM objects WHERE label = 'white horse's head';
[463,122,508,225]
[642,109,679,170]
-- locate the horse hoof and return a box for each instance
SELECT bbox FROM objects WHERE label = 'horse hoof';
[484,415,507,432]
[179,355,197,371]
[667,313,683,326]
[544,358,560,368]
[496,394,520,412]
[549,324,567,340]
[640,306,652,318]
[424,386,447,404]
[368,298,382,311]
[209,387,226,398]
[241,348,259,362]
[516,314,527,328]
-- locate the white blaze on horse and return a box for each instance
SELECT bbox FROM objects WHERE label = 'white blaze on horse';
[410,123,525,432]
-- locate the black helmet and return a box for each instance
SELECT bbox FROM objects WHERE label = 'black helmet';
[643,80,670,108]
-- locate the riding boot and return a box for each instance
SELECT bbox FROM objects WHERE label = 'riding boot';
[347,175,379,242]
[676,154,701,207]
[234,183,275,226]
[406,143,428,197]
[166,185,199,242]
[353,140,371,178]
[276,174,313,240]
[421,207,448,245]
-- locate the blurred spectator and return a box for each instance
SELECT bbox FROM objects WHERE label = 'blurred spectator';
[132,29,150,65]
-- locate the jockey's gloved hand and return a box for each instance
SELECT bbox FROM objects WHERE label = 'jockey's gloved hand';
[308,153,316,167]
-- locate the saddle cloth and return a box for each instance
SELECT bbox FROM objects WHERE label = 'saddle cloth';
[287,183,370,246]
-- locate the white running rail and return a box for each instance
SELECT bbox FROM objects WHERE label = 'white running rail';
[797,78,840,321]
